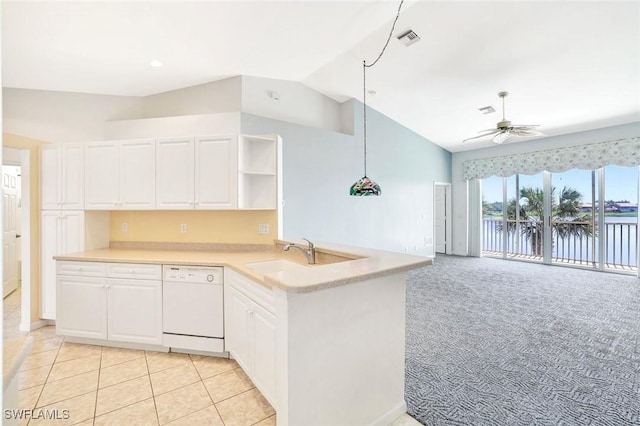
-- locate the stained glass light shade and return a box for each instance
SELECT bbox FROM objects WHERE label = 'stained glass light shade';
[350,176,381,196]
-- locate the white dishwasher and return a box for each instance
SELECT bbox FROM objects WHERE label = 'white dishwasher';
[162,265,226,354]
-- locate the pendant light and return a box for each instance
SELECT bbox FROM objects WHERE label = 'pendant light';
[350,0,404,197]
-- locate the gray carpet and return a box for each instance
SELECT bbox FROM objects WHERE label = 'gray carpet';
[405,255,640,425]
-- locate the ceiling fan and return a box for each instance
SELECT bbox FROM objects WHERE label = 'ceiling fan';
[463,91,543,144]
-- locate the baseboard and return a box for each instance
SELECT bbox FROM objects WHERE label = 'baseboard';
[19,319,51,332]
[367,401,407,426]
[63,336,169,353]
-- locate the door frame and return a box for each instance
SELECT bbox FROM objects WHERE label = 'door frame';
[433,182,452,255]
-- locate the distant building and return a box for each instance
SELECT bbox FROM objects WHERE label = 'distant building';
[612,202,638,212]
[579,203,593,213]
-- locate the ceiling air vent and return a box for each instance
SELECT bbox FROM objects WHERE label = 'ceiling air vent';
[396,29,421,47]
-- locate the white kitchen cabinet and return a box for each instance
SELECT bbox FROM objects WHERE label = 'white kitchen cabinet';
[56,261,162,346]
[56,274,107,340]
[226,271,277,407]
[84,139,155,210]
[156,135,237,209]
[194,135,237,209]
[107,278,162,345]
[237,134,280,210]
[41,211,85,320]
[41,143,84,210]
[156,137,195,209]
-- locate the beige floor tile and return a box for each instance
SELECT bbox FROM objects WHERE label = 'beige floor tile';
[56,342,102,363]
[166,405,224,426]
[154,381,213,424]
[101,346,146,368]
[18,364,52,390]
[36,370,99,408]
[28,325,58,340]
[145,351,191,374]
[19,348,58,371]
[30,391,97,426]
[73,420,94,426]
[30,335,64,354]
[190,354,238,379]
[95,375,153,416]
[16,385,43,410]
[48,355,101,382]
[254,415,277,426]
[215,389,275,426]
[94,397,158,426]
[99,356,148,389]
[150,362,201,396]
[203,368,254,402]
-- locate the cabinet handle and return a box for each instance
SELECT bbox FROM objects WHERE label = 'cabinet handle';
[247,309,254,315]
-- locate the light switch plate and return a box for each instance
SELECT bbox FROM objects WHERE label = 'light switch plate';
[258,224,269,235]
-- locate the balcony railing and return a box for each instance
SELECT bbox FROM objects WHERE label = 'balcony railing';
[482,218,638,270]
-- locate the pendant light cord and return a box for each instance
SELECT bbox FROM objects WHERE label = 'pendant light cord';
[362,0,405,176]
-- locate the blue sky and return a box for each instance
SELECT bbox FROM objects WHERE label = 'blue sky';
[482,165,639,204]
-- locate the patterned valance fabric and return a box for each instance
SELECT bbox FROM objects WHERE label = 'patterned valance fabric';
[463,137,640,180]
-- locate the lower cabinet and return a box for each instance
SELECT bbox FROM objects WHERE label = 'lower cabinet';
[56,261,162,345]
[226,271,277,408]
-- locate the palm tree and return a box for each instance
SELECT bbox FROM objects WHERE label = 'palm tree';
[501,186,593,256]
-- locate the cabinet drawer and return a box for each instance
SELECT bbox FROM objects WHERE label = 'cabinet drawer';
[57,261,106,277]
[107,263,162,280]
[228,270,275,313]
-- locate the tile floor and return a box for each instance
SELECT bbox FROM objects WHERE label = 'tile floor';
[4,288,420,425]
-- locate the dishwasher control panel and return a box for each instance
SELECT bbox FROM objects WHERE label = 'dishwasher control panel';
[163,265,224,284]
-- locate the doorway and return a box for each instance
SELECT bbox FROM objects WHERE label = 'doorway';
[3,164,21,297]
[3,146,32,331]
[434,182,452,254]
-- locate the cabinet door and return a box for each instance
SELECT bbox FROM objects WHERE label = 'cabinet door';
[41,212,62,319]
[41,145,62,210]
[85,141,119,210]
[56,275,107,339]
[156,137,195,209]
[227,287,252,372]
[251,302,277,406]
[41,211,86,320]
[195,136,237,209]
[61,143,84,210]
[119,139,156,209]
[107,278,162,345]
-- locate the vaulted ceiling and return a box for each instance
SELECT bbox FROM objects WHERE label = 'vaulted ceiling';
[3,1,639,152]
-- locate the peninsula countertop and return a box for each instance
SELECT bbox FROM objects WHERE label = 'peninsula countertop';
[54,240,432,293]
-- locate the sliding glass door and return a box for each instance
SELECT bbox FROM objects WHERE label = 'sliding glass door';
[482,166,639,275]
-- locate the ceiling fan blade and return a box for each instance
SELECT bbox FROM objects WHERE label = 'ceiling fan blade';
[510,128,544,137]
[510,124,540,129]
[493,131,512,144]
[462,129,499,143]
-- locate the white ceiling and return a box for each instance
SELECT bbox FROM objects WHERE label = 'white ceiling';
[3,1,639,152]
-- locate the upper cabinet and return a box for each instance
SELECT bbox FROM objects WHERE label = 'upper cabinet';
[238,135,280,210]
[156,135,238,210]
[41,143,84,210]
[85,139,156,210]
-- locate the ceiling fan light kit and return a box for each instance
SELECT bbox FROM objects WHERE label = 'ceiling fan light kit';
[463,91,543,144]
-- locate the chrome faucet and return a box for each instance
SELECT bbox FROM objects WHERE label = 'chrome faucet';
[283,238,316,265]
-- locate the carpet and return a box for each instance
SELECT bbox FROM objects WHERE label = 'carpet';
[405,255,640,425]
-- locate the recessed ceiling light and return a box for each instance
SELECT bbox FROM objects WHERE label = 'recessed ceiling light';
[367,90,378,96]
[149,59,163,67]
[479,105,496,114]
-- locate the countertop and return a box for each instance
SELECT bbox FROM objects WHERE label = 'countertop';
[54,240,432,293]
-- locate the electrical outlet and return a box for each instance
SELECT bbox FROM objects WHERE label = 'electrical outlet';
[258,224,269,235]
[121,223,128,232]
[180,224,187,233]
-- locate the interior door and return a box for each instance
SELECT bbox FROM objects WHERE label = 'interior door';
[3,166,20,298]
[434,184,447,254]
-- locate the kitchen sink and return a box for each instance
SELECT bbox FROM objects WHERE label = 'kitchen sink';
[244,259,310,274]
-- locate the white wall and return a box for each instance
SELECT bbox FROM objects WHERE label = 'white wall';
[451,122,640,256]
[241,76,343,134]
[2,88,142,142]
[241,100,451,255]
[140,77,241,118]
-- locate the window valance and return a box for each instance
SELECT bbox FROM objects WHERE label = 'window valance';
[463,137,640,180]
